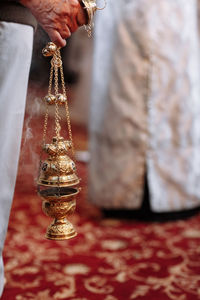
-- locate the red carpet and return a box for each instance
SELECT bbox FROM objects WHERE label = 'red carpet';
[2,115,200,300]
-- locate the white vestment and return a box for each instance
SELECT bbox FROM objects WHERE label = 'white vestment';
[0,22,33,296]
[89,0,200,212]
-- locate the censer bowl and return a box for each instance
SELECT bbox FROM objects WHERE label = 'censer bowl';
[38,187,79,240]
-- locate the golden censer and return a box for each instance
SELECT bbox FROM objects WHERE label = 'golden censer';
[37,0,106,240]
[37,43,80,241]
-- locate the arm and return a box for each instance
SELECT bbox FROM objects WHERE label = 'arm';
[20,0,87,47]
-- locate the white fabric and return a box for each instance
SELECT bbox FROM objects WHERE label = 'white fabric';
[0,22,33,296]
[89,0,200,212]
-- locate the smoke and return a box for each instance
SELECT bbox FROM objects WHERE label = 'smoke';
[17,84,47,192]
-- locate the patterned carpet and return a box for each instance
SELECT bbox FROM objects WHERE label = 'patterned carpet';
[1,115,200,300]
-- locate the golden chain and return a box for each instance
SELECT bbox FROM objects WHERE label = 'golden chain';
[58,51,66,96]
[52,51,62,193]
[84,24,93,38]
[42,105,49,146]
[58,51,75,157]
[53,60,61,140]
[48,64,54,95]
[65,101,75,157]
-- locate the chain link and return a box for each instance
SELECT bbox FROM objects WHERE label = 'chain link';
[58,52,75,158]
[42,104,49,146]
[54,62,61,140]
[64,101,75,157]
[48,64,54,95]
[58,51,66,97]
[84,24,93,38]
[53,51,62,194]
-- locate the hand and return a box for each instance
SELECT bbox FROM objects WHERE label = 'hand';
[20,0,87,47]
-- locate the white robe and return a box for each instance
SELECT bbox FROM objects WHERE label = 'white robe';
[0,22,33,296]
[89,0,200,212]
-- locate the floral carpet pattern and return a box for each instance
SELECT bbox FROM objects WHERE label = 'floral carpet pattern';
[1,116,200,299]
[2,169,200,300]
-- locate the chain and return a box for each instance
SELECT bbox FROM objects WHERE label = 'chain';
[51,54,60,195]
[58,51,75,158]
[48,64,54,95]
[42,105,49,146]
[65,101,75,157]
[53,61,61,140]
[53,51,60,97]
[84,24,93,38]
[57,51,66,96]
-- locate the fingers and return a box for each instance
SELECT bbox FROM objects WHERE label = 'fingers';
[47,29,68,48]
[62,16,78,34]
[60,24,72,39]
[36,0,88,48]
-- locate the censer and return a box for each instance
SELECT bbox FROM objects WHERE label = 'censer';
[37,42,80,240]
[37,0,106,241]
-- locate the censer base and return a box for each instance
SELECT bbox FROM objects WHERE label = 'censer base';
[46,218,77,240]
